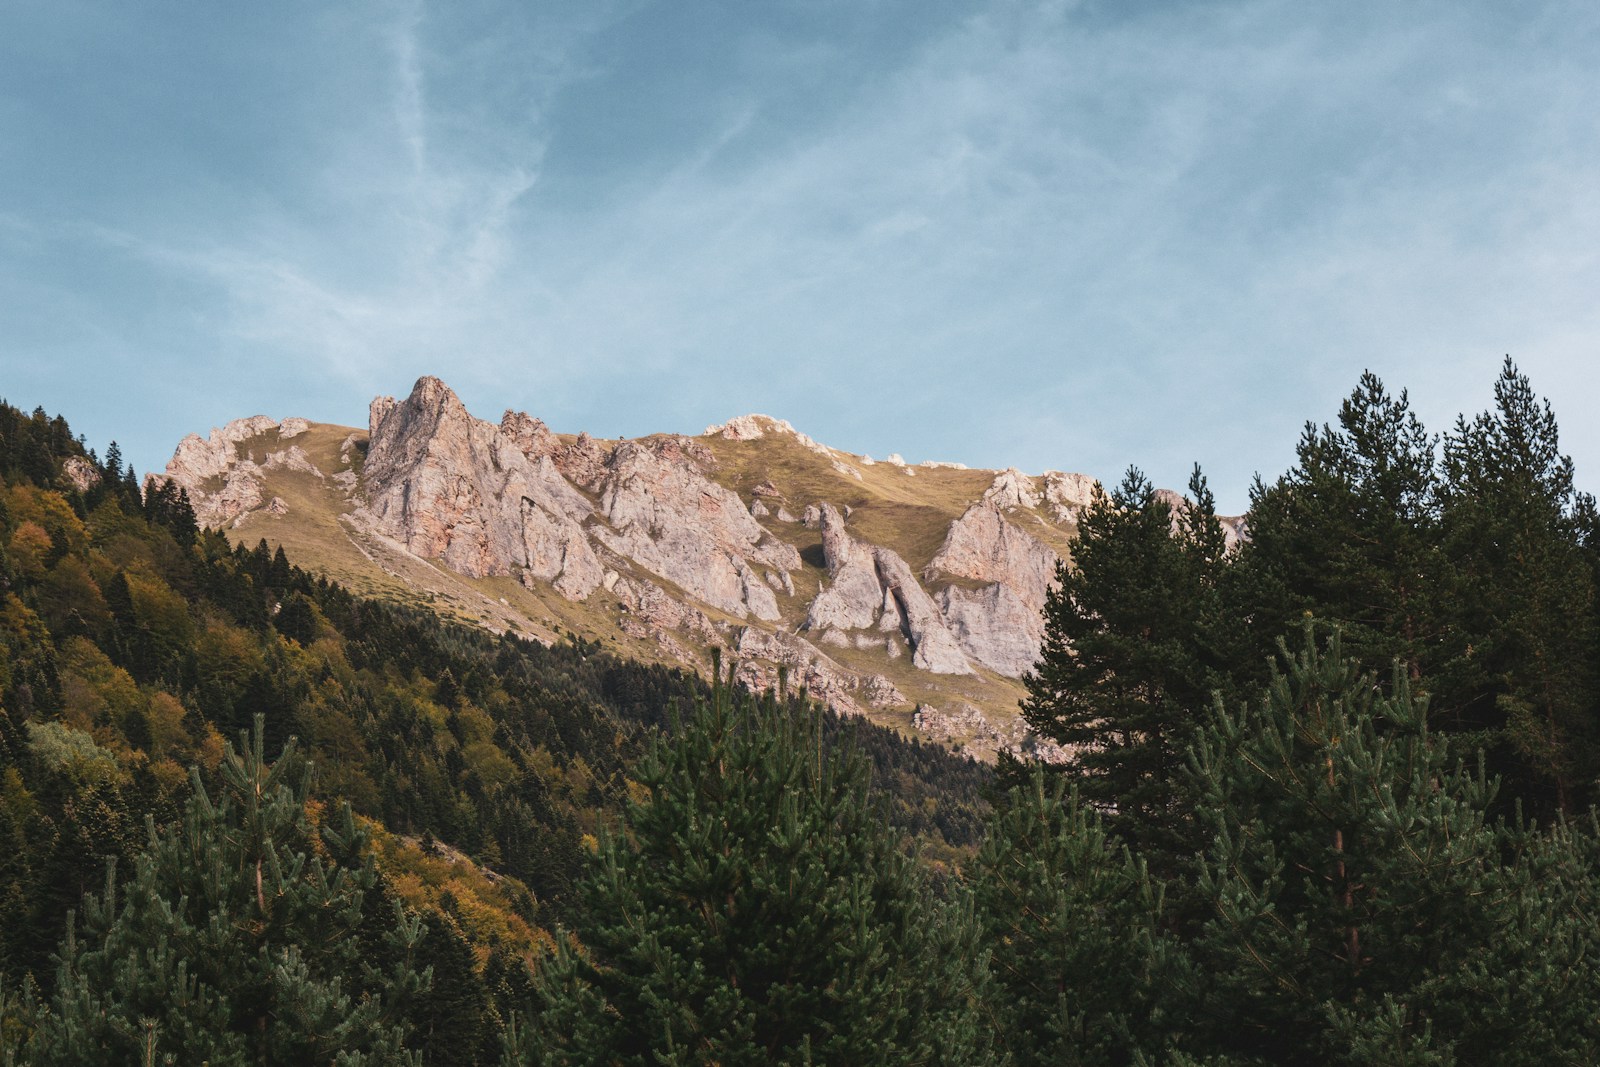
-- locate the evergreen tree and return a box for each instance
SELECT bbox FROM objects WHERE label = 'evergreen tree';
[409,909,495,1066]
[101,442,123,487]
[273,591,320,646]
[120,465,140,507]
[1437,357,1599,813]
[1159,623,1600,1064]
[1238,371,1446,689]
[972,770,1162,1066]
[510,658,999,1066]
[28,716,428,1065]
[1019,466,1235,867]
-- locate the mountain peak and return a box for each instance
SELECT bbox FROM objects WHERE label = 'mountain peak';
[163,378,1220,762]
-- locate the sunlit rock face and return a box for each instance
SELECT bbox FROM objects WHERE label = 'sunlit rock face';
[167,375,1241,758]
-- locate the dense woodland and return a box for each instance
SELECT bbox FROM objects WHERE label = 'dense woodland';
[3,357,1600,1064]
[0,398,988,1064]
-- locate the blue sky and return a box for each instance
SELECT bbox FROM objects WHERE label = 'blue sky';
[3,0,1598,511]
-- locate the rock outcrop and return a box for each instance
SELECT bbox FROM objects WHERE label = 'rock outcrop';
[363,377,605,598]
[924,502,1060,675]
[167,415,279,484]
[361,381,803,620]
[936,583,1044,678]
[1043,470,1100,523]
[912,703,1068,763]
[590,439,797,620]
[927,503,1059,609]
[732,627,908,719]
[162,415,306,528]
[164,374,1249,761]
[984,468,1042,510]
[804,505,971,675]
[62,457,101,493]
[704,414,835,459]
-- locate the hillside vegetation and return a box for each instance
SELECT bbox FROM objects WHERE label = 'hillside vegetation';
[0,398,991,1063]
[5,358,1600,1064]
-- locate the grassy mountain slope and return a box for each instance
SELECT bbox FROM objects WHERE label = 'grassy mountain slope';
[175,402,1091,754]
[0,395,993,1050]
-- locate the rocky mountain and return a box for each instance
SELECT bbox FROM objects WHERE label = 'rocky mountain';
[161,376,1237,760]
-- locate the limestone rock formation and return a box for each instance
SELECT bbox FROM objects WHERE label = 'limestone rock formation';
[167,415,279,484]
[262,446,322,477]
[937,583,1044,678]
[705,414,769,441]
[499,411,559,460]
[591,438,798,620]
[360,382,803,620]
[732,628,908,718]
[363,377,604,598]
[162,415,301,528]
[614,574,722,645]
[912,703,1067,763]
[553,432,613,493]
[924,502,1060,675]
[1043,470,1100,523]
[704,414,835,459]
[872,547,971,674]
[927,503,1059,611]
[805,505,882,631]
[164,373,1250,761]
[62,457,101,493]
[984,468,1042,510]
[804,505,971,675]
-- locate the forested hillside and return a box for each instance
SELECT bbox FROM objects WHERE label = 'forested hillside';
[0,398,990,1064]
[4,358,1600,1065]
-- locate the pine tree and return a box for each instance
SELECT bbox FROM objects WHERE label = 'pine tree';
[101,441,123,487]
[1019,466,1235,867]
[1160,623,1600,1064]
[1238,371,1446,689]
[0,973,35,1067]
[28,716,428,1065]
[409,908,495,1066]
[1438,357,1598,813]
[972,770,1163,1066]
[509,657,999,1066]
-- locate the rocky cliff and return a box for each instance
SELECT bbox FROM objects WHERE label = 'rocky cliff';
[160,376,1234,761]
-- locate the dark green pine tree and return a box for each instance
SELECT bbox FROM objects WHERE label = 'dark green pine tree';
[120,464,140,507]
[1019,466,1236,867]
[1437,357,1599,813]
[1161,623,1600,1065]
[1237,370,1447,691]
[27,716,429,1066]
[273,590,320,646]
[141,480,198,545]
[100,441,123,487]
[409,908,495,1066]
[508,657,1000,1066]
[972,770,1164,1067]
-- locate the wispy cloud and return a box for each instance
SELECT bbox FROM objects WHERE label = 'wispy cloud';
[391,0,428,176]
[4,0,1599,506]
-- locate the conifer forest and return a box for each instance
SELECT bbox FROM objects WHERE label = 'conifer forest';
[3,358,1600,1064]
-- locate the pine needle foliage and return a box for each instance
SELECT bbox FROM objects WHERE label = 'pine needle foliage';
[1019,466,1236,868]
[510,656,1000,1067]
[1163,623,1600,1065]
[973,770,1164,1066]
[1438,356,1600,812]
[27,715,428,1066]
[1239,372,1446,689]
